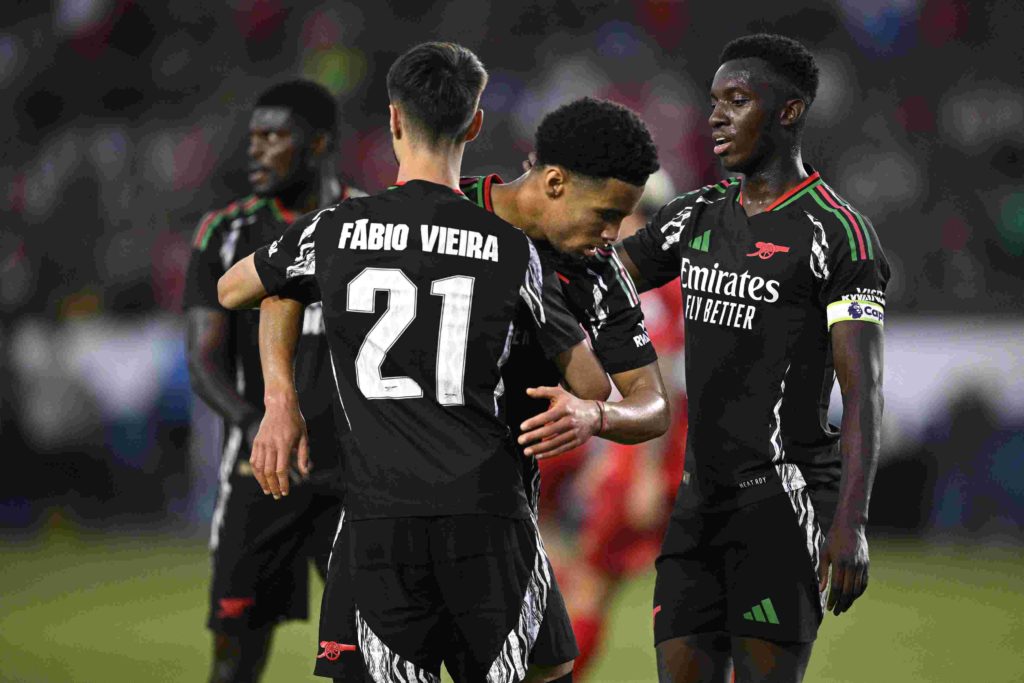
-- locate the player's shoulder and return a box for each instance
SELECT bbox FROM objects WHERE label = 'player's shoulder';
[340,184,368,200]
[793,176,881,260]
[191,195,263,251]
[654,177,741,218]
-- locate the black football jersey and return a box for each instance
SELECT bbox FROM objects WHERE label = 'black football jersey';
[184,193,352,472]
[253,180,584,520]
[459,175,658,437]
[622,170,890,511]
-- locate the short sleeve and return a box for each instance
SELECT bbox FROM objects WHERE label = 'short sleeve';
[183,211,226,310]
[620,194,694,289]
[565,249,658,374]
[518,239,587,360]
[253,207,334,305]
[817,214,890,329]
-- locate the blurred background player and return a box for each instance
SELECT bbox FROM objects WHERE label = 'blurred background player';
[618,34,888,682]
[184,79,361,683]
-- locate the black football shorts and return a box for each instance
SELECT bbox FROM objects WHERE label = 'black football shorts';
[314,513,574,682]
[206,426,344,633]
[653,489,825,645]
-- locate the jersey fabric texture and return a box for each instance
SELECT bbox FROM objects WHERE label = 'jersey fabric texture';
[460,174,658,510]
[184,192,355,631]
[184,194,351,475]
[253,180,583,521]
[622,169,890,513]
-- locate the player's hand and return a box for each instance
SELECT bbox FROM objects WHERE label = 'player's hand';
[249,397,310,499]
[818,521,869,616]
[521,151,537,173]
[518,385,600,459]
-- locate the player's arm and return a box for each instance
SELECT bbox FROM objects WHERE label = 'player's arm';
[219,205,331,310]
[518,246,670,458]
[604,362,670,442]
[614,245,651,292]
[519,360,669,458]
[183,211,263,438]
[218,253,267,310]
[615,195,693,293]
[819,321,883,616]
[250,296,309,500]
[186,307,262,440]
[552,341,612,401]
[232,207,327,497]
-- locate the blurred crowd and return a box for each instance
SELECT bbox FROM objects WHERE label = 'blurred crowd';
[1,0,1021,538]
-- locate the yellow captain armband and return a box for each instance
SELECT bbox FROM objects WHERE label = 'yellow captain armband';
[826,299,885,328]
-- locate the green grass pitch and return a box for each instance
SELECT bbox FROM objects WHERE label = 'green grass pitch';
[2,529,1022,682]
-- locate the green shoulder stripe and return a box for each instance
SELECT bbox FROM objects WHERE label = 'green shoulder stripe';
[458,177,486,209]
[808,187,860,262]
[821,185,875,260]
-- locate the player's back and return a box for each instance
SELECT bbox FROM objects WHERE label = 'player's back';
[257,179,543,521]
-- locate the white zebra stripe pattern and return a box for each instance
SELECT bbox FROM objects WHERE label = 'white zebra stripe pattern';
[485,517,552,683]
[784,487,826,609]
[355,607,440,683]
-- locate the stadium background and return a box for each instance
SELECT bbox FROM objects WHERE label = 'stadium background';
[1,1,1022,681]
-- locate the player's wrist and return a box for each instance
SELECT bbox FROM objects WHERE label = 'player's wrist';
[594,400,608,436]
[263,386,299,409]
[832,507,869,531]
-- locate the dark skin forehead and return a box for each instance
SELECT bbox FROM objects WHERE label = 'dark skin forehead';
[249,106,298,133]
[711,58,787,101]
[572,175,639,218]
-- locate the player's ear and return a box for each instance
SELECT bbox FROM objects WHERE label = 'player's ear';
[780,98,806,129]
[389,104,402,140]
[543,165,567,200]
[463,109,484,143]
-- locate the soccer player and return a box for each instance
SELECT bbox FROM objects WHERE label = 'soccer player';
[217,42,617,682]
[455,97,669,679]
[548,171,689,679]
[616,34,889,682]
[184,80,361,682]
[308,97,668,683]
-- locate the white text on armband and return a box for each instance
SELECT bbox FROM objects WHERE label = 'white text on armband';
[827,299,885,328]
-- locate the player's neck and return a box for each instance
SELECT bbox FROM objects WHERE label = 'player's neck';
[739,148,807,217]
[275,180,321,215]
[491,172,547,243]
[395,145,463,192]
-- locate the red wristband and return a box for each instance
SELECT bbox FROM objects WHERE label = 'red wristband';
[595,400,608,435]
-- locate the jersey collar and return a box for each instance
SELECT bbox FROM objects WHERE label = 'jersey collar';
[388,179,466,196]
[736,166,822,213]
[459,173,504,212]
[271,197,298,224]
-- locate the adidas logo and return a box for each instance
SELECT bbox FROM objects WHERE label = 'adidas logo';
[688,230,710,252]
[742,598,779,624]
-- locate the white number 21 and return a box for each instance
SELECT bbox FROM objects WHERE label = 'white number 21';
[346,268,474,406]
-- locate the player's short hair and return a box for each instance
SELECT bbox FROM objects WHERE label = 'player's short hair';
[719,33,819,107]
[534,97,659,187]
[255,80,338,135]
[386,42,488,146]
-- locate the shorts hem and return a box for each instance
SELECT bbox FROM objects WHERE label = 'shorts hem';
[653,628,727,648]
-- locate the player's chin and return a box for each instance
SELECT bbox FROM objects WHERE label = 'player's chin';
[249,179,277,197]
[717,153,743,173]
